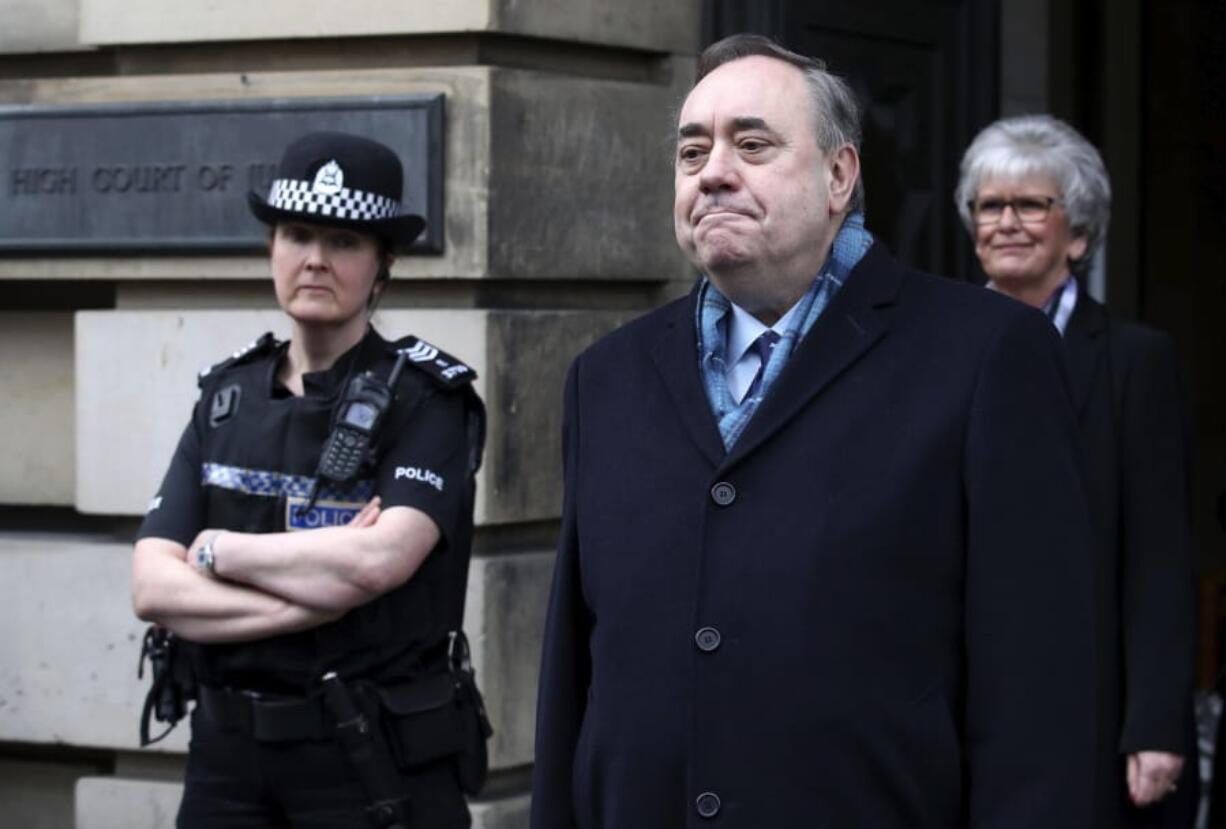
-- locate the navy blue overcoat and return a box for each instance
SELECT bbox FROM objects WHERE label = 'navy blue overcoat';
[532,243,1098,829]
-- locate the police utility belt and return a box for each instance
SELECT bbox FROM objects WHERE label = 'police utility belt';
[195,635,491,796]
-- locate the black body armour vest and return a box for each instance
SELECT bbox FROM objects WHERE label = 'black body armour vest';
[188,331,483,694]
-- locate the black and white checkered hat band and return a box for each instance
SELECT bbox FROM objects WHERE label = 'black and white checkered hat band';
[267,178,401,221]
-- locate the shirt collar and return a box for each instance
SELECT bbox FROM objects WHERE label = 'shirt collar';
[274,326,384,398]
[726,300,801,365]
[985,276,1080,336]
[1043,276,1079,336]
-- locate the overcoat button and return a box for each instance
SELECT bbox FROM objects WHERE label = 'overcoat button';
[695,627,722,652]
[696,791,722,818]
[710,482,736,506]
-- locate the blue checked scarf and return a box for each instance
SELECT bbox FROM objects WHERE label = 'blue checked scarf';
[697,212,873,449]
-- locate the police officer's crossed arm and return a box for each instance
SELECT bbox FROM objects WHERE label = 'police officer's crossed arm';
[134,346,474,644]
[181,391,469,617]
[134,504,441,643]
[186,501,439,612]
[132,497,394,643]
[132,537,340,644]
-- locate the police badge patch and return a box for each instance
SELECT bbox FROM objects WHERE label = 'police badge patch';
[209,384,242,427]
[286,496,365,531]
[312,160,344,195]
[395,336,475,390]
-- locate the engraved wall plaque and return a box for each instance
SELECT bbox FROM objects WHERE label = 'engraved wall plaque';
[0,95,444,254]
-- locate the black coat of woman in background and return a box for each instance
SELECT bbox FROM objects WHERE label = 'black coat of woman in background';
[957,114,1198,829]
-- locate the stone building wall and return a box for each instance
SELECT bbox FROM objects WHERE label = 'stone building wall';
[0,3,700,825]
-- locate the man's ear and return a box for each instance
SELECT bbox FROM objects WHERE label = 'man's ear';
[826,144,860,215]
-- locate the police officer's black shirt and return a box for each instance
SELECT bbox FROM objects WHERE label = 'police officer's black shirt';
[137,327,481,693]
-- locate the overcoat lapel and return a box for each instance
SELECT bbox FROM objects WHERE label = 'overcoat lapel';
[649,289,726,467]
[723,243,901,470]
[1062,292,1107,417]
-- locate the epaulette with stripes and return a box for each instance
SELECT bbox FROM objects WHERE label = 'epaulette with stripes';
[197,332,282,388]
[393,335,477,391]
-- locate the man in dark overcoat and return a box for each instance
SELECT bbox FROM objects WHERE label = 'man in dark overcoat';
[531,34,1099,829]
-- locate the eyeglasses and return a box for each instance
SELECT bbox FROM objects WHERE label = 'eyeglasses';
[968,196,1062,225]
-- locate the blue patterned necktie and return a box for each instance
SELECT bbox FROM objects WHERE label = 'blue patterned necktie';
[742,330,780,403]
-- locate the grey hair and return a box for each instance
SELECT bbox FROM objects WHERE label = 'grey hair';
[693,33,866,214]
[955,114,1111,274]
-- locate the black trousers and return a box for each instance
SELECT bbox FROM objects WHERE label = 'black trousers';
[178,708,471,829]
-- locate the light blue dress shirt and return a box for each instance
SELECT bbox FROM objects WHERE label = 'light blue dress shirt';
[725,300,802,403]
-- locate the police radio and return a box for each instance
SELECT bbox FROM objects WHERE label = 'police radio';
[316,352,408,484]
[296,353,407,520]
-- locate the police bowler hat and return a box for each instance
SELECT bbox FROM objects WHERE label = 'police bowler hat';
[247,131,425,250]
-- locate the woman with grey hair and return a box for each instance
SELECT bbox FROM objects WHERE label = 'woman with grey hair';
[956,114,1197,829]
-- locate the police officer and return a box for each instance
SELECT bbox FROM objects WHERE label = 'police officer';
[132,131,485,828]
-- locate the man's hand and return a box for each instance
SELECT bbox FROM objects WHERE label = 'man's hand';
[1127,750,1184,806]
